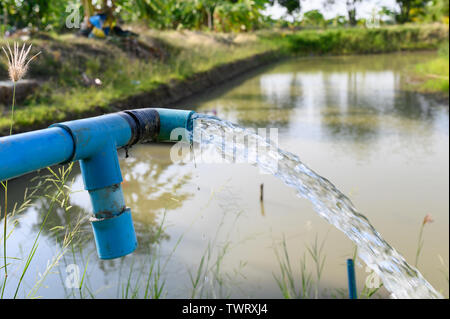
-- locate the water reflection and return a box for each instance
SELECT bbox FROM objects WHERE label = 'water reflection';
[119,144,194,250]
[195,73,299,128]
[193,52,445,147]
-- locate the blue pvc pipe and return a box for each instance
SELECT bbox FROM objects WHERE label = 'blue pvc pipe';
[155,108,196,142]
[0,127,74,181]
[52,113,132,162]
[91,208,137,259]
[347,258,357,299]
[89,184,126,218]
[0,108,196,260]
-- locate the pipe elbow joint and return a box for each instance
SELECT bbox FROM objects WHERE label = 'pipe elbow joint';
[120,108,196,145]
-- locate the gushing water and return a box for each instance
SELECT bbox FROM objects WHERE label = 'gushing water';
[189,114,443,299]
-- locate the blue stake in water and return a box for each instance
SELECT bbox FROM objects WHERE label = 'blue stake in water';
[0,108,196,260]
[347,258,357,299]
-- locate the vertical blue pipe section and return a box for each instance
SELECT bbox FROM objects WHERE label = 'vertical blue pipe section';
[91,208,136,259]
[0,127,74,181]
[88,183,137,259]
[53,113,137,259]
[347,258,358,299]
[89,184,126,218]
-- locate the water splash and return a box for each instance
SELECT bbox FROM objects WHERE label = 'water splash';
[190,114,443,299]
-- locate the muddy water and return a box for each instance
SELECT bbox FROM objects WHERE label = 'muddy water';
[1,52,448,298]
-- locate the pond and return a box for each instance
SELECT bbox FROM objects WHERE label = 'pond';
[2,51,448,298]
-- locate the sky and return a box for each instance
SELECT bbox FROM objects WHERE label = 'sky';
[263,0,400,20]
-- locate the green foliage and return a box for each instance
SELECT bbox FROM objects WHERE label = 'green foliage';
[0,31,278,132]
[395,0,429,23]
[268,24,448,55]
[323,0,362,26]
[327,15,348,28]
[0,0,269,32]
[302,10,326,28]
[1,0,448,35]
[111,0,268,31]
[0,0,71,31]
[277,0,301,15]
[347,0,362,26]
[422,0,450,22]
[412,41,449,94]
[215,0,267,32]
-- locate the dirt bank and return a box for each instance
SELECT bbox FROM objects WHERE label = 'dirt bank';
[0,50,278,135]
[110,51,278,110]
[1,25,448,135]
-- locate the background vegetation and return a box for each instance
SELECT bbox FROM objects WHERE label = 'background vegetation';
[0,0,448,33]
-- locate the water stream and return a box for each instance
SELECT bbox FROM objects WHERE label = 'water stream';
[190,114,443,299]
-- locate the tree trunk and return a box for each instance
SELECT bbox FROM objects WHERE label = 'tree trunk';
[346,0,358,26]
[2,6,7,36]
[399,1,411,23]
[405,1,411,22]
[206,7,214,30]
[348,9,357,26]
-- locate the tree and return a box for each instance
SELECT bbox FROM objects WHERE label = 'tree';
[279,0,301,15]
[346,0,362,26]
[1,0,271,33]
[302,10,325,27]
[0,0,68,30]
[424,0,450,22]
[395,0,427,23]
[323,0,361,26]
[269,0,301,20]
[215,0,267,32]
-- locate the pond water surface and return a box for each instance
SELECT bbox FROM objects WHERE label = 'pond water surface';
[2,51,448,298]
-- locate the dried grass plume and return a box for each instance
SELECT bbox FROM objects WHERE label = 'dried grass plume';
[1,42,41,82]
[422,214,434,225]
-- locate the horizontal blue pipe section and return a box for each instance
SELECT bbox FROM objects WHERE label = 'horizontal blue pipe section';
[155,108,195,142]
[52,113,132,190]
[52,113,132,162]
[0,127,74,181]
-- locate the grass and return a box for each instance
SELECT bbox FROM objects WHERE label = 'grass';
[268,24,449,55]
[273,234,328,299]
[272,221,450,299]
[273,236,314,299]
[272,235,382,299]
[187,211,247,299]
[0,163,87,298]
[411,41,449,94]
[0,23,448,134]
